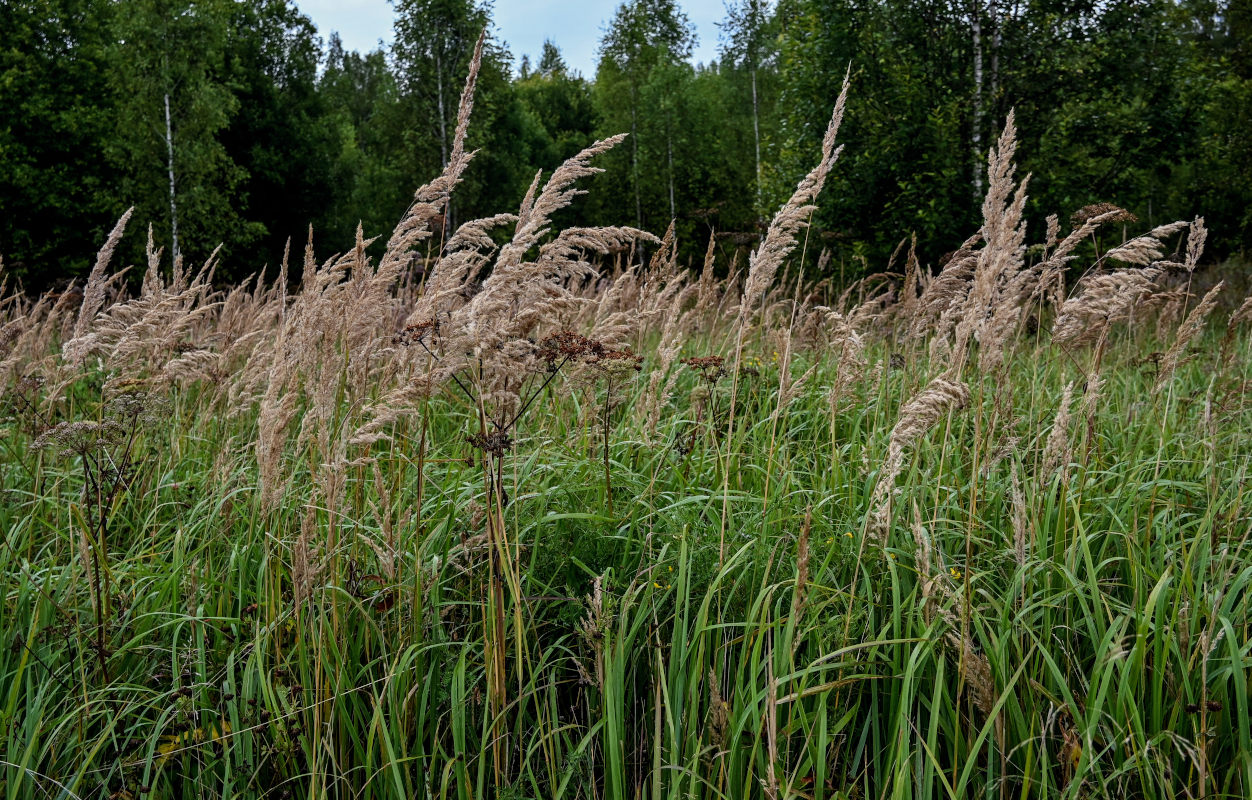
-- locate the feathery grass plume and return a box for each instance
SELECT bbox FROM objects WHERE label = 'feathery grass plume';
[1228,294,1252,328]
[1010,465,1029,565]
[819,308,866,410]
[1039,381,1074,482]
[693,232,719,322]
[405,213,516,324]
[1100,221,1189,266]
[1081,369,1103,453]
[950,111,1031,372]
[738,71,848,325]
[86,255,223,379]
[707,669,729,750]
[461,136,643,342]
[353,135,655,444]
[1140,287,1190,340]
[1184,217,1207,272]
[792,508,812,622]
[1220,294,1252,364]
[256,376,299,513]
[641,288,688,436]
[1155,281,1223,393]
[0,293,54,388]
[885,377,971,466]
[1044,214,1060,252]
[1034,209,1127,306]
[306,39,487,447]
[578,576,608,690]
[252,223,395,507]
[433,135,653,419]
[909,232,980,341]
[1051,266,1163,348]
[2,283,81,400]
[64,207,134,364]
[892,234,921,330]
[771,358,817,423]
[602,220,690,350]
[167,271,279,398]
[379,29,485,280]
[585,258,641,339]
[292,505,321,607]
[867,375,970,540]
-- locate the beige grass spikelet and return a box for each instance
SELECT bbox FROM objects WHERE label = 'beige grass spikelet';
[820,308,866,409]
[380,30,486,280]
[951,111,1032,372]
[1010,465,1029,565]
[739,70,849,325]
[1040,381,1074,482]
[893,234,921,328]
[292,506,322,608]
[1100,221,1188,266]
[1220,294,1252,364]
[1045,214,1060,252]
[1081,369,1104,450]
[867,375,970,540]
[64,207,134,364]
[1155,281,1223,393]
[641,287,688,436]
[1051,267,1162,348]
[910,232,980,341]
[693,233,719,322]
[1184,217,1207,272]
[1226,294,1252,332]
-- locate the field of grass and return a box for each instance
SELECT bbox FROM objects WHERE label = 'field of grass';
[3,47,1252,800]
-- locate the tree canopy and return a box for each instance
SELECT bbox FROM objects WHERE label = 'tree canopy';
[1,0,1248,288]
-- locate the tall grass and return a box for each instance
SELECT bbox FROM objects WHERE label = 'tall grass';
[2,40,1252,800]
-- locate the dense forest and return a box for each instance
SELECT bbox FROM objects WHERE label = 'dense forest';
[2,0,1250,287]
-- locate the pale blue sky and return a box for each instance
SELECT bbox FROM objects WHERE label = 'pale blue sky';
[296,0,728,77]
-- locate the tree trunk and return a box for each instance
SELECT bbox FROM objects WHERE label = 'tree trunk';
[631,87,642,228]
[164,92,179,261]
[970,0,985,200]
[990,0,1001,109]
[435,52,452,236]
[751,65,761,211]
[667,129,675,221]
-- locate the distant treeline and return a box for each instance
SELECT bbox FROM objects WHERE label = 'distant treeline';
[2,0,1249,287]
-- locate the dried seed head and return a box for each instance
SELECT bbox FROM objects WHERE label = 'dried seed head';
[465,430,514,458]
[537,330,604,369]
[1071,203,1137,226]
[681,355,727,385]
[392,319,439,347]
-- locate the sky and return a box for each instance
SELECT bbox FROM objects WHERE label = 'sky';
[296,0,728,77]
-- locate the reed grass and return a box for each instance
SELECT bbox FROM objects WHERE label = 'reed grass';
[2,46,1252,800]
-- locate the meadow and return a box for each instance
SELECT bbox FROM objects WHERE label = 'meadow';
[3,37,1252,800]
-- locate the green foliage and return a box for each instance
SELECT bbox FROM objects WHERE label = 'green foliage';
[2,0,1250,281]
[775,0,1252,266]
[4,317,1252,798]
[319,37,412,251]
[219,0,339,269]
[108,0,249,261]
[0,0,123,283]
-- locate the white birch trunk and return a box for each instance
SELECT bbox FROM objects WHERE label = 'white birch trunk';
[971,0,984,200]
[164,92,179,261]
